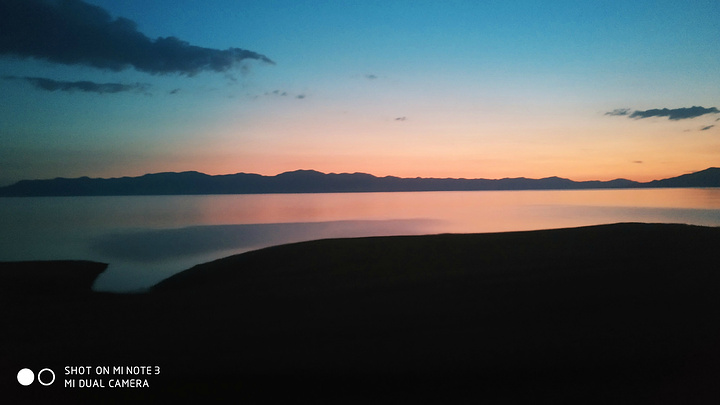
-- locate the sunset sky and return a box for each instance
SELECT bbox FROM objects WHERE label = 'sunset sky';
[1,0,719,186]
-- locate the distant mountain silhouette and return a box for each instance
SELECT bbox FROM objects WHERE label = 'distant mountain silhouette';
[643,167,720,188]
[0,167,718,197]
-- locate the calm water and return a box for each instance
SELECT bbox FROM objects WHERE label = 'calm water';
[2,188,720,292]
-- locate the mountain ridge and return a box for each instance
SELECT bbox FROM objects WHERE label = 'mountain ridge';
[0,167,718,197]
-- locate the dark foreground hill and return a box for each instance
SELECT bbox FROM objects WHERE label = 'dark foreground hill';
[2,223,720,403]
[2,167,719,196]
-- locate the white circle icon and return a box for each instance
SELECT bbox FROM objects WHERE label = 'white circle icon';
[38,368,56,386]
[17,368,34,386]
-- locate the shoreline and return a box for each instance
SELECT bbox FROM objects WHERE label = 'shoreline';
[3,223,720,403]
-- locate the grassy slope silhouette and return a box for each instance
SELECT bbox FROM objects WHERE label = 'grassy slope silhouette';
[2,223,720,403]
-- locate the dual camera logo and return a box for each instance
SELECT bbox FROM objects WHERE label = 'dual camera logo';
[17,368,56,386]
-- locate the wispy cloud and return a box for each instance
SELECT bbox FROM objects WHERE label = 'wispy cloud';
[395,116,407,121]
[605,108,631,117]
[607,106,720,121]
[365,74,378,80]
[630,106,719,120]
[700,125,715,131]
[263,90,307,100]
[4,75,149,94]
[0,0,274,75]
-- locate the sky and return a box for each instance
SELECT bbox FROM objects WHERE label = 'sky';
[1,0,719,186]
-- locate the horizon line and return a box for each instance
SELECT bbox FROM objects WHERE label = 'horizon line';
[4,166,719,186]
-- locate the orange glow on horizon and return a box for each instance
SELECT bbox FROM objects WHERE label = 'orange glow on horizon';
[153,153,713,184]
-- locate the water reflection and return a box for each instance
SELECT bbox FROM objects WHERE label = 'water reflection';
[91,220,442,262]
[1,188,719,292]
[90,219,441,292]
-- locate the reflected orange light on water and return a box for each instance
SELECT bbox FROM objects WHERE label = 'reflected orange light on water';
[188,188,720,235]
[3,188,719,291]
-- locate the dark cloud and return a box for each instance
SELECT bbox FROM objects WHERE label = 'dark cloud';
[395,116,407,121]
[0,0,274,75]
[296,94,306,99]
[605,108,630,117]
[701,125,715,131]
[4,75,149,94]
[633,161,643,164]
[629,106,719,120]
[365,74,378,80]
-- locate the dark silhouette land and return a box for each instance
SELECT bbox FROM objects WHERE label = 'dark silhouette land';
[1,167,719,196]
[2,223,720,403]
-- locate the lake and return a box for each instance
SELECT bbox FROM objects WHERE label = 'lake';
[2,188,720,292]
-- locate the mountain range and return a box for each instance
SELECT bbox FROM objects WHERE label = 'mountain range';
[0,167,719,197]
